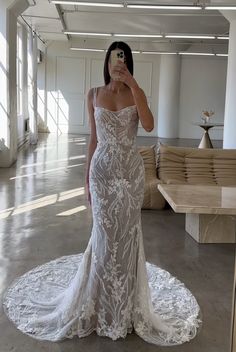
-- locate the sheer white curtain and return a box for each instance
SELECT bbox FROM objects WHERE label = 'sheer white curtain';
[28,29,38,145]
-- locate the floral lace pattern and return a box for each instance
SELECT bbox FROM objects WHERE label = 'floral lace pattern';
[3,90,201,345]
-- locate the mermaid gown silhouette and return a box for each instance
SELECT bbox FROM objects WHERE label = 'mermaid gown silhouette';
[3,87,201,345]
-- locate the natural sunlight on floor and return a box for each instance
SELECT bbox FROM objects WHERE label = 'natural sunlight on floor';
[57,205,87,216]
[0,187,85,219]
[10,163,85,180]
[20,154,86,168]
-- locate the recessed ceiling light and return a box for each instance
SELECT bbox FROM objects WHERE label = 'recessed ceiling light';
[127,4,202,10]
[132,50,141,53]
[142,51,177,55]
[64,31,112,36]
[70,47,105,52]
[113,34,163,38]
[165,34,215,39]
[179,52,215,56]
[205,6,236,10]
[51,1,124,7]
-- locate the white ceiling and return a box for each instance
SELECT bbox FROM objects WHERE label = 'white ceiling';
[21,0,230,53]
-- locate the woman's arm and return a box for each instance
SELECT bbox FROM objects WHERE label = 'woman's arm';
[130,85,154,132]
[85,88,97,203]
[114,61,154,132]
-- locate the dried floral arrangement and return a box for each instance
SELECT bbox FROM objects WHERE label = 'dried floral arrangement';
[201,110,215,123]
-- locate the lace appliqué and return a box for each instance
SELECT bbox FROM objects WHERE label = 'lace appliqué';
[3,253,201,344]
[3,100,201,346]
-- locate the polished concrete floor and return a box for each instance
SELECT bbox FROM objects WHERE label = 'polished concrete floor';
[0,133,234,352]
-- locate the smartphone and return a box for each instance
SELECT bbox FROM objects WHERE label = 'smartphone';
[110,49,124,80]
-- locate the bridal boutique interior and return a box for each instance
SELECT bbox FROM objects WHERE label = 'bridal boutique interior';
[0,1,236,351]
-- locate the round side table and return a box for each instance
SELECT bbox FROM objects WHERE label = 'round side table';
[192,123,224,149]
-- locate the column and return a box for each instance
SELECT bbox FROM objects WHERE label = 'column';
[222,12,236,149]
[22,23,29,126]
[0,0,29,167]
[28,29,38,144]
[220,11,236,352]
[157,55,181,138]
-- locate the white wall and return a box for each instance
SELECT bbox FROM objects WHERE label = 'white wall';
[39,41,228,140]
[158,55,181,138]
[41,41,160,136]
[179,56,227,140]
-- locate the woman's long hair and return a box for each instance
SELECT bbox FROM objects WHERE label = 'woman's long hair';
[103,41,133,85]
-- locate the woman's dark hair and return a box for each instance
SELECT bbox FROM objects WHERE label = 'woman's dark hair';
[103,41,133,85]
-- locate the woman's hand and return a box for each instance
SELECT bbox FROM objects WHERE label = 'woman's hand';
[85,180,91,206]
[112,61,139,89]
[111,61,154,132]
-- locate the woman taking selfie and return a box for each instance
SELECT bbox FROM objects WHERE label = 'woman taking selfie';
[3,41,201,346]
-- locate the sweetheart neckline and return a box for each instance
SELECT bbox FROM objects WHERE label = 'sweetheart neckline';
[94,105,136,113]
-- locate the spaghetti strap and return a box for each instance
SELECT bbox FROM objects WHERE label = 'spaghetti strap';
[93,87,97,108]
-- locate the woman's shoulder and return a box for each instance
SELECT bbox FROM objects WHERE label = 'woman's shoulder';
[88,86,105,95]
[92,85,106,90]
[95,85,106,92]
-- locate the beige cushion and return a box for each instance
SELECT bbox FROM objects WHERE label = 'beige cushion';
[156,143,236,187]
[138,145,166,209]
[139,143,236,210]
[156,144,186,184]
[138,145,157,179]
[142,179,166,209]
[214,155,236,185]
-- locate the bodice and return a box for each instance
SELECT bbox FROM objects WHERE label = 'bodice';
[94,105,139,148]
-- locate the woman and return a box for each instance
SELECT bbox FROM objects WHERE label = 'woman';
[85,42,154,206]
[3,42,201,345]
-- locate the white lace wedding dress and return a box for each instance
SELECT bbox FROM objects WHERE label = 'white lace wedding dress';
[3,87,201,345]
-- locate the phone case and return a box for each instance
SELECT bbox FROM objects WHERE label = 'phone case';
[110,50,124,80]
